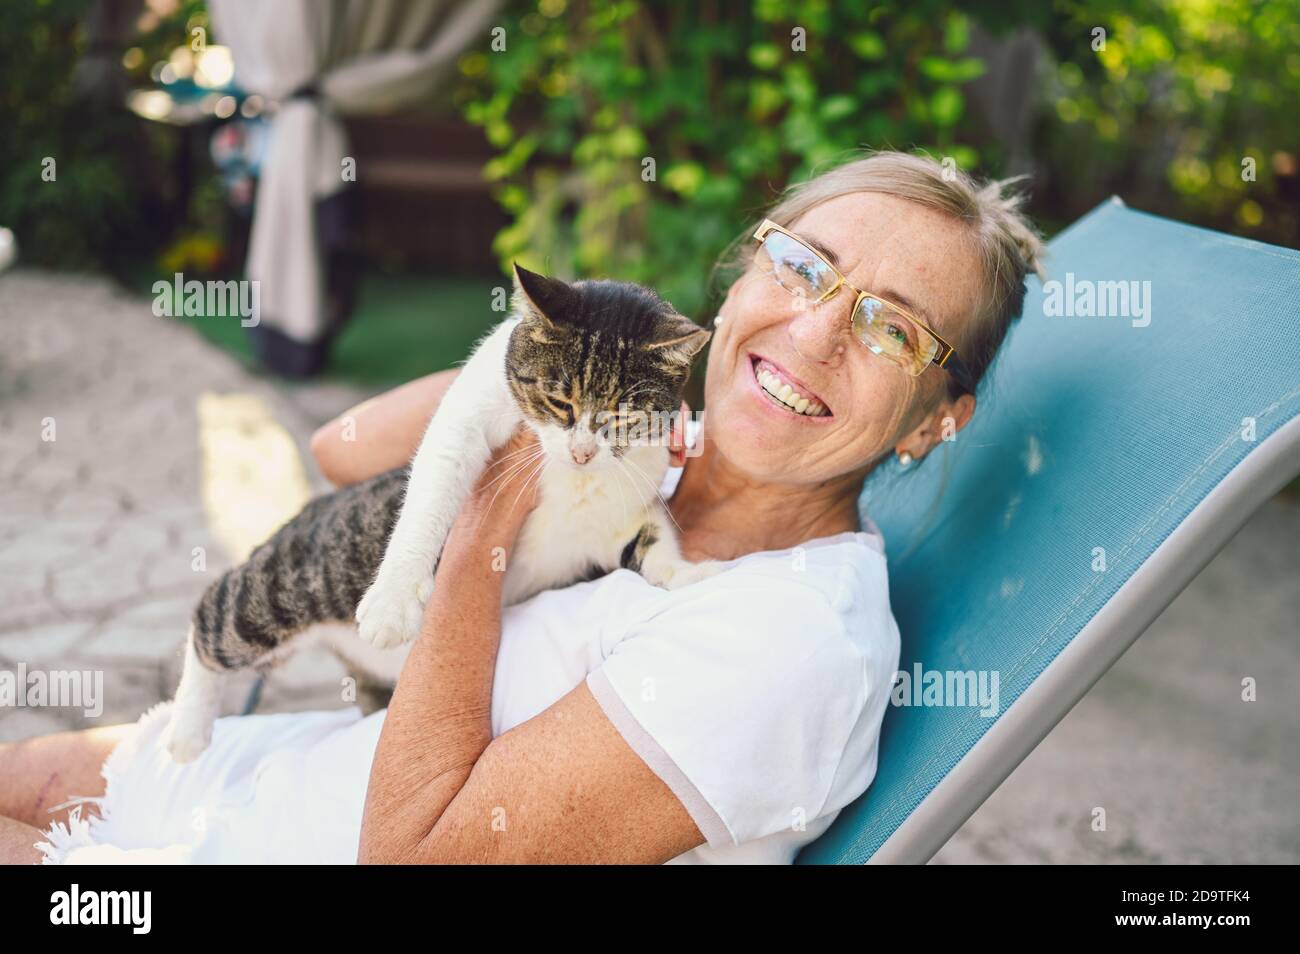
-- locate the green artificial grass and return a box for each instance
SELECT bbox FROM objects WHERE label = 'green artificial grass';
[329,273,502,386]
[164,271,503,388]
[170,288,255,361]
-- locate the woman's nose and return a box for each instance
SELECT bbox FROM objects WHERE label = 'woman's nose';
[786,295,849,364]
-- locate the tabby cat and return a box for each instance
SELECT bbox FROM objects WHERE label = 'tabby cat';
[164,266,721,761]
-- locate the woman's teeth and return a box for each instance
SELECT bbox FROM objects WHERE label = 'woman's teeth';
[756,365,828,417]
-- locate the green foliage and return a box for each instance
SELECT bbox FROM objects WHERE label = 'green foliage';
[1040,0,1300,246]
[457,0,1001,317]
[169,271,502,388]
[0,0,135,269]
[0,0,207,271]
[4,0,1297,295]
[462,0,1300,316]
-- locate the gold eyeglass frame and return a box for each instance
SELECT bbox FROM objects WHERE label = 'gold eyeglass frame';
[752,218,974,393]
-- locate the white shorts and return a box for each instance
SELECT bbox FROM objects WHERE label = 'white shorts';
[39,702,384,864]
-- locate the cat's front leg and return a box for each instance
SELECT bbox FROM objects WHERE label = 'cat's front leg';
[354,530,439,649]
[630,507,728,591]
[357,322,521,649]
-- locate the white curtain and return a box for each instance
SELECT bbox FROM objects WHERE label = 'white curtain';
[209,0,503,343]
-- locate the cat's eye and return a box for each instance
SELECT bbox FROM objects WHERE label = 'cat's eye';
[540,393,574,426]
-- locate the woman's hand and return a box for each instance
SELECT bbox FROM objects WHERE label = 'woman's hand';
[441,425,543,565]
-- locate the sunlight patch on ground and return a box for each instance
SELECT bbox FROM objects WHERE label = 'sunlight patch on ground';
[197,393,311,563]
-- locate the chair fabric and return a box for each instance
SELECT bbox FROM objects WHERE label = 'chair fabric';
[798,199,1300,864]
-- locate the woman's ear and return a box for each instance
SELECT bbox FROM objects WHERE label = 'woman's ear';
[943,391,976,437]
[898,392,976,462]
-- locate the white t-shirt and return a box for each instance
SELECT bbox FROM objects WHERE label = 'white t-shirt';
[495,525,899,863]
[42,461,900,866]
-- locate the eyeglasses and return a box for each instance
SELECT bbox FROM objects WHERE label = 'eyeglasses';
[752,219,975,394]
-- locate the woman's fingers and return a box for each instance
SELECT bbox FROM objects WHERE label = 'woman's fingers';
[475,424,544,512]
[500,423,541,461]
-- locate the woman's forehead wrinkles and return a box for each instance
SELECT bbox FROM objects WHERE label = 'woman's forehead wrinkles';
[790,194,981,341]
[798,226,943,327]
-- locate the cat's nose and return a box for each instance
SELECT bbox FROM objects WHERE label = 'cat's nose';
[570,446,595,465]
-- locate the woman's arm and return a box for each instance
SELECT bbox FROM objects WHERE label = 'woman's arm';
[310,369,460,488]
[357,428,705,864]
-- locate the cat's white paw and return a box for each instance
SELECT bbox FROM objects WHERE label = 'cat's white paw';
[645,558,727,590]
[163,708,213,763]
[356,564,434,649]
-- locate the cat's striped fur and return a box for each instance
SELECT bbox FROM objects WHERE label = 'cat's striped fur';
[189,467,407,672]
[188,460,672,672]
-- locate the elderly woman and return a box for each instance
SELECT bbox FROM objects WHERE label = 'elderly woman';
[0,151,1043,864]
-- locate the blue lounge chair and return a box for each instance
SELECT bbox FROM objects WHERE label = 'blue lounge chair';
[799,198,1300,864]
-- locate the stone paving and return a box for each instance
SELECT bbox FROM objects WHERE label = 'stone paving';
[933,494,1300,865]
[0,269,369,742]
[1,267,1295,862]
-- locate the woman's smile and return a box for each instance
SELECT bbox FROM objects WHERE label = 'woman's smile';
[747,353,835,421]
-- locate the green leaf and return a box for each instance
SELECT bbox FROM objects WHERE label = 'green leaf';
[748,43,781,71]
[749,79,785,119]
[918,57,985,84]
[849,31,886,61]
[485,118,514,148]
[663,162,706,197]
[944,14,970,55]
[930,87,964,126]
[608,125,647,157]
[819,94,857,122]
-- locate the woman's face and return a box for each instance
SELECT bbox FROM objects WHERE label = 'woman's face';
[703,191,984,486]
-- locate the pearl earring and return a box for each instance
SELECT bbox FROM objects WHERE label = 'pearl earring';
[713,313,725,327]
[898,451,913,468]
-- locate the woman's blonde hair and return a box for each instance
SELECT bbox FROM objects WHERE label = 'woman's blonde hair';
[716,150,1046,397]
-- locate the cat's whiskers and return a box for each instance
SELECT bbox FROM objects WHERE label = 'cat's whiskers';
[618,383,649,401]
[616,382,656,409]
[508,455,548,521]
[481,444,548,488]
[608,455,632,527]
[488,444,548,475]
[481,448,548,520]
[480,457,544,501]
[621,455,685,536]
[618,462,666,530]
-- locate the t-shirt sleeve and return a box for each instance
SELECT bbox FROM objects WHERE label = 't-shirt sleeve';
[586,572,873,848]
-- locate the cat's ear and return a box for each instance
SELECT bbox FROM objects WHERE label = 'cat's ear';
[646,315,711,365]
[512,263,574,333]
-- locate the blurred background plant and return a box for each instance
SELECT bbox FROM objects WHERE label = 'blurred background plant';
[1,0,1297,380]
[461,0,1299,320]
[459,0,1033,317]
[0,0,210,273]
[1036,0,1300,241]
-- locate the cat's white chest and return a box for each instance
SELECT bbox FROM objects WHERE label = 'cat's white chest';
[504,447,669,603]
